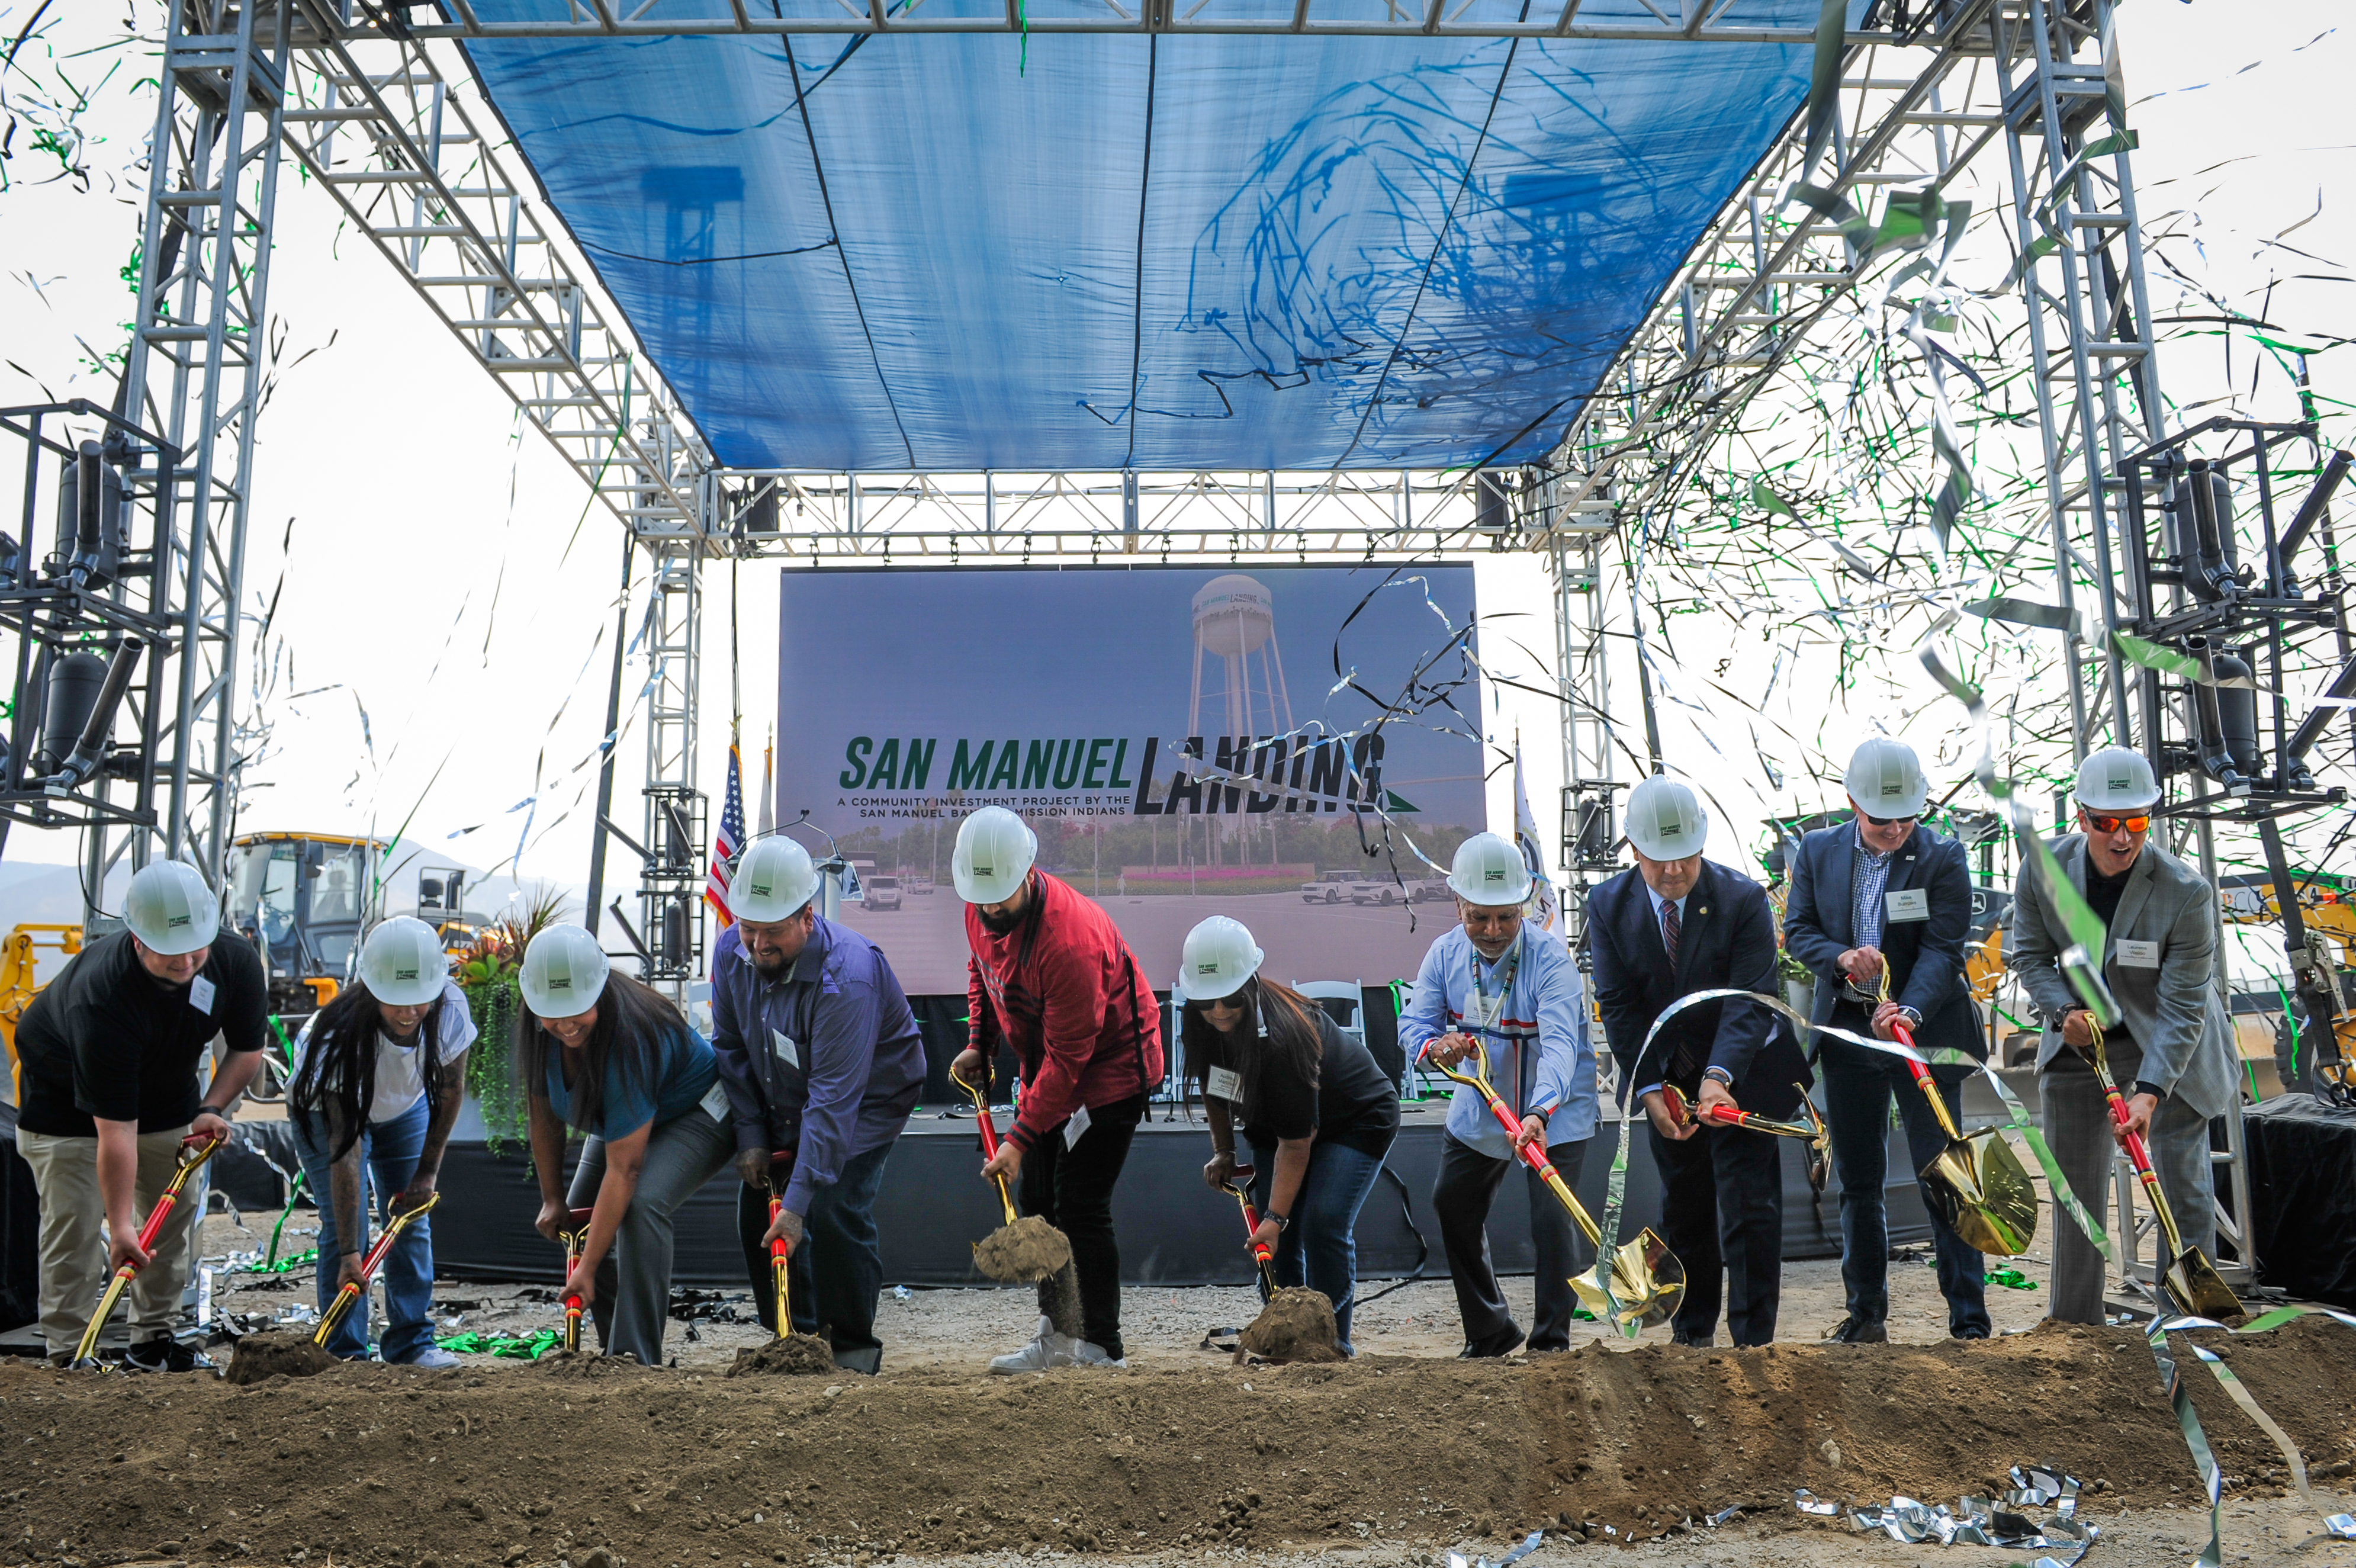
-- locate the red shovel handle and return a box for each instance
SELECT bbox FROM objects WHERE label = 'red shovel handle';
[1224,1171,1272,1265]
[2098,1078,2158,1172]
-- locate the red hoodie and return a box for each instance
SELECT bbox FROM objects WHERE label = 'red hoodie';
[965,871,1165,1151]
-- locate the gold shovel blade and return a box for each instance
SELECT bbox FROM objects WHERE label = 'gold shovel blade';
[1572,1229,1685,1332]
[2164,1249,2242,1321]
[1917,1130,2037,1258]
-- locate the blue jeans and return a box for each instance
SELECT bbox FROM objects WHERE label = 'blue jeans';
[735,1140,896,1372]
[1250,1140,1388,1357]
[290,1098,438,1363]
[1820,1035,1991,1336]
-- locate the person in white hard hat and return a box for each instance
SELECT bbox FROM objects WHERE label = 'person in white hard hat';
[12,859,268,1368]
[1586,775,1809,1347]
[517,922,733,1365]
[1398,831,1599,1357]
[949,805,1165,1373]
[1782,737,1988,1344]
[285,916,476,1365]
[2009,746,2235,1325]
[708,834,927,1374]
[1178,917,1400,1356]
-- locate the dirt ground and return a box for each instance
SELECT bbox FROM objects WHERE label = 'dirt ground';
[3,1317,2353,1568]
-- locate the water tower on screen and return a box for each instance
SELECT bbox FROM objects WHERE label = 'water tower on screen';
[1189,573,1296,747]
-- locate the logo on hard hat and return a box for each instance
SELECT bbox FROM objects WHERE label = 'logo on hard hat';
[1880,782,1901,795]
[166,913,191,928]
[2109,774,2130,789]
[395,966,419,981]
[974,861,993,876]
[548,976,571,991]
[1484,868,1506,882]
[750,879,772,895]
[1197,961,1219,975]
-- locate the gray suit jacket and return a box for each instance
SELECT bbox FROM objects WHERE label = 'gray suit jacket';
[2007,833,2235,1120]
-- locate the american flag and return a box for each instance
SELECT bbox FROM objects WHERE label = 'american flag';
[705,741,745,929]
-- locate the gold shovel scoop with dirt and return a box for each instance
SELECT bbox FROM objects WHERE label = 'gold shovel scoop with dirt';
[1422,1036,1683,1331]
[1874,971,2039,1257]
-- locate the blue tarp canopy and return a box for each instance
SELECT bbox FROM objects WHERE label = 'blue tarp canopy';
[457,4,1852,472]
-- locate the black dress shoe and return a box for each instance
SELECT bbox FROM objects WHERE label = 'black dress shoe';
[1823,1316,1888,1345]
[1459,1326,1527,1359]
[1670,1331,1714,1348]
[1951,1326,1990,1341]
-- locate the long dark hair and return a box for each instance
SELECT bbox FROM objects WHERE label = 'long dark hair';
[290,981,447,1162]
[1179,975,1325,1124]
[515,972,685,1135]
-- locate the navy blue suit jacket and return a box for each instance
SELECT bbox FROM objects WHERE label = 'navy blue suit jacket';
[1779,820,1982,1063]
[1586,859,1811,1120]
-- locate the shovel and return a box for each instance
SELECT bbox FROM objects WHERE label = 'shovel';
[555,1206,595,1352]
[2087,1024,2241,1320]
[313,1191,442,1347]
[1876,973,2039,1257]
[1220,1166,1278,1302]
[1663,1082,1833,1194]
[70,1133,225,1368]
[952,1075,1074,1283]
[1422,1037,1684,1331]
[765,1153,793,1338]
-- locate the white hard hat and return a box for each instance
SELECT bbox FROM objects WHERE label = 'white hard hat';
[732,836,819,923]
[952,806,1037,905]
[1181,916,1264,1001]
[1844,736,1930,820]
[2074,746,2161,812]
[519,923,611,1018]
[1447,832,1532,908]
[360,916,448,1007]
[124,860,221,957]
[1626,775,1709,861]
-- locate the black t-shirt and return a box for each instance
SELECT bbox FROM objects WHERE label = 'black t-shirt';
[1201,1009,1399,1159]
[14,928,269,1136]
[2085,859,2133,929]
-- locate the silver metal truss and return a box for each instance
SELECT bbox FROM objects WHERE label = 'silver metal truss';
[401,0,1925,46]
[637,536,706,995]
[708,469,1483,561]
[1538,0,2007,535]
[88,0,298,896]
[1992,0,2154,758]
[270,4,709,535]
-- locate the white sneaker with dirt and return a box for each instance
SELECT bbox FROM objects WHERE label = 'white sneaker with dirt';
[1068,1340,1125,1369]
[988,1316,1076,1375]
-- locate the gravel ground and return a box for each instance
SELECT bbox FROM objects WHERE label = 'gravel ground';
[195,1210,2059,1373]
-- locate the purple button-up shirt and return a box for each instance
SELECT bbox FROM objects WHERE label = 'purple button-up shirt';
[708,915,926,1218]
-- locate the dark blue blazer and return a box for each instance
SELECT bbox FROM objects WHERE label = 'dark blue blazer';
[1780,820,1982,1063]
[1586,858,1811,1120]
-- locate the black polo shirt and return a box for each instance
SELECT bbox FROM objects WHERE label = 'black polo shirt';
[14,928,269,1136]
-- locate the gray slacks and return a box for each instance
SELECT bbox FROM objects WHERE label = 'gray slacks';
[2040,1036,2217,1325]
[566,1106,734,1365]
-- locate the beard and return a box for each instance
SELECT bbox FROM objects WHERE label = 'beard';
[748,947,792,979]
[976,903,1024,936]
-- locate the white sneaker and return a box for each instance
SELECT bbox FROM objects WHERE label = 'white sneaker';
[1068,1340,1126,1369]
[988,1317,1075,1375]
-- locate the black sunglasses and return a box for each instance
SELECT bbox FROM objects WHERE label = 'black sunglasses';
[1862,811,1920,828]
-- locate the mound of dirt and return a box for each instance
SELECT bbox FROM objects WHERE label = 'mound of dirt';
[1239,1287,1345,1364]
[223,1330,338,1383]
[2,1316,2351,1566]
[727,1334,835,1376]
[971,1214,1071,1281]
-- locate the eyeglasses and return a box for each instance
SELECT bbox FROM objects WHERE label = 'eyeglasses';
[1861,812,1920,828]
[2083,812,2151,834]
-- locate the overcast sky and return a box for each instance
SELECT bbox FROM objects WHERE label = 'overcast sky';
[1,5,2346,985]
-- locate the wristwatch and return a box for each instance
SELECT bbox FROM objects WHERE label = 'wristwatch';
[1895,1007,1922,1029]
[196,1101,234,1122]
[1265,1211,1290,1232]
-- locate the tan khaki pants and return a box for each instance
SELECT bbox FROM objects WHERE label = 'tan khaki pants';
[17,1124,204,1355]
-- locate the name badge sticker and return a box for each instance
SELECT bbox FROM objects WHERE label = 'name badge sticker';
[2116,938,2161,969]
[1884,888,1931,923]
[188,975,216,1016]
[1207,1066,1243,1101]
[698,1078,732,1122]
[771,1027,801,1069]
[1063,1103,1093,1149]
